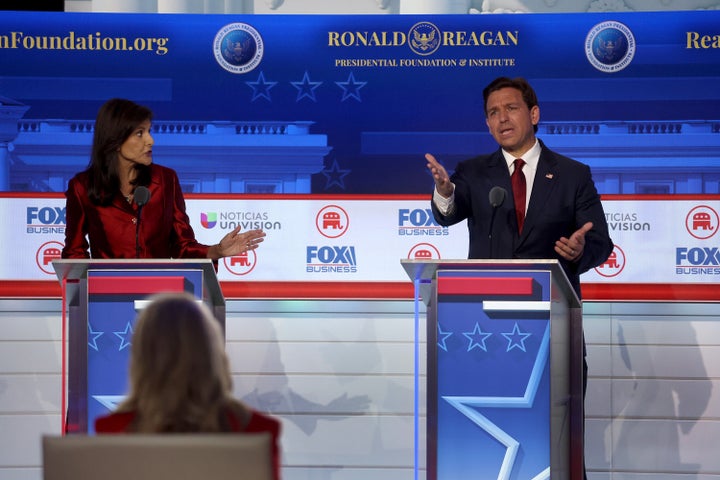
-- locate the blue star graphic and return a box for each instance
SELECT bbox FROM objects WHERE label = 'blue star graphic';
[88,323,103,351]
[462,322,493,352]
[501,322,532,352]
[113,322,134,351]
[246,71,277,102]
[437,323,453,352]
[321,158,351,190]
[291,71,322,102]
[443,323,551,480]
[335,72,366,102]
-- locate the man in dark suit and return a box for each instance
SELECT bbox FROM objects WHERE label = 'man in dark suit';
[426,76,613,298]
[426,76,613,480]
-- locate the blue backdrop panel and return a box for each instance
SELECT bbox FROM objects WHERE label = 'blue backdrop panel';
[1,11,718,195]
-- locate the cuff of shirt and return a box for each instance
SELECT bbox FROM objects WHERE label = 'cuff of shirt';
[433,186,455,216]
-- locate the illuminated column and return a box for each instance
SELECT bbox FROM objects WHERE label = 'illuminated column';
[400,0,470,13]
[0,144,9,191]
[0,101,30,191]
[224,0,253,13]
[157,0,204,12]
[91,0,158,12]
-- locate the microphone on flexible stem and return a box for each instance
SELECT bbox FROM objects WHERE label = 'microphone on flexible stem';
[488,186,506,258]
[133,186,151,258]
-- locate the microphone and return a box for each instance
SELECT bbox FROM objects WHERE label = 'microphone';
[133,186,150,258]
[134,186,150,207]
[489,186,506,208]
[488,186,506,257]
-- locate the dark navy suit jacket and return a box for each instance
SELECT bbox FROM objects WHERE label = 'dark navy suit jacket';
[431,140,614,299]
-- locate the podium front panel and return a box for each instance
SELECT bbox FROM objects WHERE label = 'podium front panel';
[64,266,209,434]
[428,268,557,480]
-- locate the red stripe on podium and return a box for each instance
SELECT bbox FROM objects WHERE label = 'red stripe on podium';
[87,276,187,295]
[437,277,534,296]
[2,280,720,301]
[220,281,413,299]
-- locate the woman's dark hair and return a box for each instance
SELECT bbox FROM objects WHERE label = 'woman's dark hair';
[86,98,153,205]
[482,77,539,133]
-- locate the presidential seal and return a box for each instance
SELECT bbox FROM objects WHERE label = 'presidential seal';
[214,23,264,74]
[585,21,635,73]
[408,21,441,56]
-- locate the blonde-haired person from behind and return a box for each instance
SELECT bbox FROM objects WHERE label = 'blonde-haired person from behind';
[95,292,282,479]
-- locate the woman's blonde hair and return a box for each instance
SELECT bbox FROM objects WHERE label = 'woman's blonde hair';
[118,292,248,432]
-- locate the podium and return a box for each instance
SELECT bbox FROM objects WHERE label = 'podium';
[52,259,225,434]
[401,259,584,480]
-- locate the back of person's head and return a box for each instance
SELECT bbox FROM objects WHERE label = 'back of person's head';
[121,292,242,432]
[87,98,153,204]
[482,77,539,132]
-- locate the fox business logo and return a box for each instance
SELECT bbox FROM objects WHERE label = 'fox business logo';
[306,245,357,273]
[398,208,448,236]
[676,247,720,275]
[27,206,66,234]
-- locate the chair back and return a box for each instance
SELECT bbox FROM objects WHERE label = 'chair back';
[43,433,273,480]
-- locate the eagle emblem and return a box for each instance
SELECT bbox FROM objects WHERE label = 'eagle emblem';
[407,22,441,56]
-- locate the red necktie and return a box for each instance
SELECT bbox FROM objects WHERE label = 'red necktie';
[511,158,526,233]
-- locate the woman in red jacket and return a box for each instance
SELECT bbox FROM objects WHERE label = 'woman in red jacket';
[95,292,282,480]
[61,98,265,259]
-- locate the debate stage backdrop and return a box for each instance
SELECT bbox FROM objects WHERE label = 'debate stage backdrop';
[1,10,719,297]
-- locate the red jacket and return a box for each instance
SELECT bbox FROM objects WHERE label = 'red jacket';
[95,409,282,480]
[62,164,209,259]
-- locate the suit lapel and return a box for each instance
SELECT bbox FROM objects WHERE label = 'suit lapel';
[487,149,511,191]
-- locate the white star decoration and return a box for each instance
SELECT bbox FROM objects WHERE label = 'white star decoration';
[437,323,453,352]
[501,322,532,352]
[87,323,103,351]
[94,395,127,412]
[443,323,551,480]
[113,322,134,351]
[463,322,493,352]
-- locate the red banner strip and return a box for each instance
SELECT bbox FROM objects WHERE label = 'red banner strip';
[437,277,534,296]
[87,276,187,295]
[0,280,718,302]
